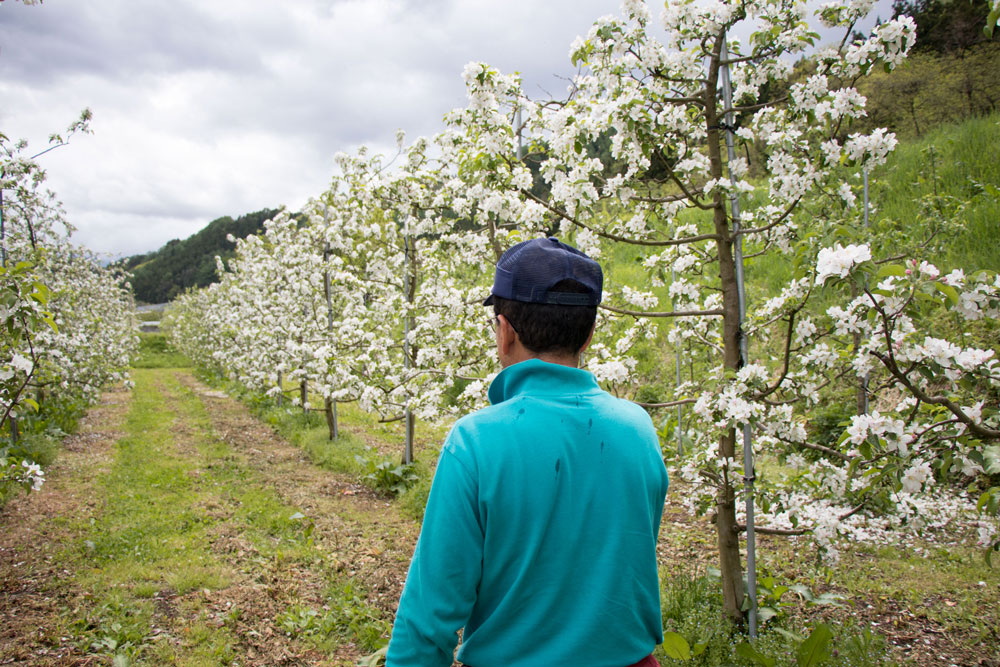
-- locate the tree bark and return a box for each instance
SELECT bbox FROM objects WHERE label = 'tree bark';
[705,28,746,625]
[325,396,338,440]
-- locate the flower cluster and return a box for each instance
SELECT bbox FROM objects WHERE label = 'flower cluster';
[164,0,997,591]
[2,113,138,496]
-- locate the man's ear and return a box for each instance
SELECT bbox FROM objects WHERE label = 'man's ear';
[578,322,596,355]
[497,314,518,356]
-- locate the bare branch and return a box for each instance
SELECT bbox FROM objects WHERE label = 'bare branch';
[601,303,725,318]
[633,397,698,409]
[520,188,720,246]
[737,197,801,236]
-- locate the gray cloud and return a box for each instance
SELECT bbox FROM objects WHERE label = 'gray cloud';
[1,1,267,86]
[1,0,893,258]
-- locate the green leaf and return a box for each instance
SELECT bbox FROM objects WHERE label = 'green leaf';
[662,631,691,660]
[876,264,906,278]
[983,446,1000,475]
[796,623,833,667]
[757,606,779,623]
[933,281,960,306]
[356,645,388,667]
[985,6,999,37]
[775,627,804,643]
[735,641,777,667]
[859,440,873,461]
[811,592,846,608]
[978,487,999,514]
[789,584,814,601]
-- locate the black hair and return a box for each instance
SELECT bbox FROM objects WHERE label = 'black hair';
[492,279,597,357]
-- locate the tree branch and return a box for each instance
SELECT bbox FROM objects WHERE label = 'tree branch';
[633,397,698,409]
[601,303,725,318]
[520,188,721,247]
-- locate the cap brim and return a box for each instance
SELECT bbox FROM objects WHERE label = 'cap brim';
[483,294,495,306]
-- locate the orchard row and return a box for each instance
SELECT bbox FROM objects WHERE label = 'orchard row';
[162,0,998,622]
[1,110,139,496]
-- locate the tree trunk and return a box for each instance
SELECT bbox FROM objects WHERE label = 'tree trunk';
[276,370,283,407]
[705,28,746,625]
[325,396,338,440]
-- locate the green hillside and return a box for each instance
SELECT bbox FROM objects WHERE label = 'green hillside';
[122,208,282,304]
[869,113,1000,274]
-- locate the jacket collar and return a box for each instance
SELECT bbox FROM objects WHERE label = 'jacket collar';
[487,358,601,405]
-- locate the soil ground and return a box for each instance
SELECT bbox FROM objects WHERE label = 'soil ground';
[1,369,997,665]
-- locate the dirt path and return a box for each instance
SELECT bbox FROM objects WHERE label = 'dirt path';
[0,370,419,666]
[173,373,420,636]
[2,369,997,666]
[0,384,130,665]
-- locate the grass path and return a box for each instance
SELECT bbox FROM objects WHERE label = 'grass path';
[0,369,418,666]
[2,366,999,666]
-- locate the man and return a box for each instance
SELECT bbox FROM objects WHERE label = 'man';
[387,237,669,666]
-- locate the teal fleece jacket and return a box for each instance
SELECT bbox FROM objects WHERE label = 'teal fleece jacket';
[386,359,669,667]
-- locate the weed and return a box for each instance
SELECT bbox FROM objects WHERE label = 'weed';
[657,571,893,666]
[68,597,154,660]
[133,332,191,369]
[355,448,419,496]
[277,581,391,653]
[398,472,432,521]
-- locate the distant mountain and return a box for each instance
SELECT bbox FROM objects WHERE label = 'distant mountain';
[122,208,282,304]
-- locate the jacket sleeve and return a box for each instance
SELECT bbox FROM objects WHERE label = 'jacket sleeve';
[386,444,483,667]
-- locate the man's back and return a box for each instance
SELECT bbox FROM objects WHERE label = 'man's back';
[387,360,669,666]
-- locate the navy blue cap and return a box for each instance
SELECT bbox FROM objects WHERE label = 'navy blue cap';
[484,237,603,306]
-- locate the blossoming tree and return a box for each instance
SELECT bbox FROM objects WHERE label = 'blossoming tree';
[164,0,999,627]
[441,0,998,623]
[1,112,138,496]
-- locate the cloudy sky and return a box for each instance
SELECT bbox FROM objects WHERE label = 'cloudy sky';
[1,0,893,258]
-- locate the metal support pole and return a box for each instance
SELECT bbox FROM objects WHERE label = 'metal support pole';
[861,169,870,415]
[676,343,683,455]
[672,267,683,455]
[515,107,523,162]
[1,175,7,268]
[322,204,339,439]
[402,234,414,465]
[721,38,758,638]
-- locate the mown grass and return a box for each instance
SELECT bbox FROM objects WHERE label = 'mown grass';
[205,373,441,520]
[137,115,1000,665]
[54,369,364,664]
[133,331,191,368]
[61,369,238,663]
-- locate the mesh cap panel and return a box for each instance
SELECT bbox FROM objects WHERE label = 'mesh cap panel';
[486,237,602,305]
